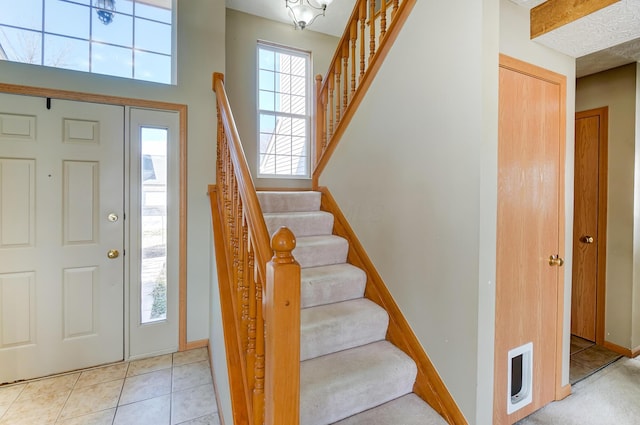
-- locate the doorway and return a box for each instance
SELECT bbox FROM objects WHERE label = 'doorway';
[0,93,125,382]
[494,54,567,425]
[0,92,184,384]
[571,107,608,344]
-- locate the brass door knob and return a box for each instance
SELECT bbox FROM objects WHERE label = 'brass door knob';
[107,249,119,259]
[549,255,564,267]
[580,235,594,244]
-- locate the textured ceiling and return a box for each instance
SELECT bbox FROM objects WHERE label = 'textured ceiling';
[509,0,640,77]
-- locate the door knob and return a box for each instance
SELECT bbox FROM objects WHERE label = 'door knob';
[549,255,564,267]
[107,249,119,259]
[108,213,119,222]
[580,235,594,244]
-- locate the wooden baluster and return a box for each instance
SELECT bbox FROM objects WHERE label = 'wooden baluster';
[328,72,334,139]
[334,60,341,124]
[264,228,300,425]
[322,88,328,149]
[380,0,387,40]
[315,75,324,165]
[245,227,256,397]
[350,20,357,97]
[342,43,349,111]
[359,0,366,82]
[392,0,399,19]
[253,248,265,425]
[369,0,376,60]
[237,200,249,355]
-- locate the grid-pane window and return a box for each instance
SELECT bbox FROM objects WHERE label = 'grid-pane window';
[0,0,174,84]
[258,42,310,177]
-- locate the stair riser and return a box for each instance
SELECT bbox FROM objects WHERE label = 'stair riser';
[257,191,321,213]
[264,212,334,238]
[301,264,366,308]
[294,238,349,268]
[300,342,417,425]
[300,299,389,361]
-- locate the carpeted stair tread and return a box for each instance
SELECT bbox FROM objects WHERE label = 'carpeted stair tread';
[257,191,321,213]
[331,394,448,425]
[301,264,366,308]
[301,298,388,361]
[264,211,334,238]
[301,341,417,425]
[294,235,349,268]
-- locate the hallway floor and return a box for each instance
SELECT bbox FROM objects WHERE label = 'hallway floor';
[0,347,220,425]
[570,335,621,384]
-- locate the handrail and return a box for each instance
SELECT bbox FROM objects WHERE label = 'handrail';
[313,0,416,187]
[212,72,301,425]
[214,73,271,276]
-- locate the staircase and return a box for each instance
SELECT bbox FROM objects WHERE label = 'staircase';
[258,190,447,425]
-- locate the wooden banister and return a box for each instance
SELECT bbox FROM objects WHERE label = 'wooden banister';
[211,72,301,425]
[312,0,416,188]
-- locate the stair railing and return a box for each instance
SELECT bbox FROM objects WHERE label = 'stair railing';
[313,0,416,187]
[211,72,301,425]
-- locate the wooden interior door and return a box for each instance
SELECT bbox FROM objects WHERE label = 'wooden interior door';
[571,107,607,343]
[494,55,566,425]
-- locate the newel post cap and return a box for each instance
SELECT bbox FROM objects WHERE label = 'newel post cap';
[270,227,297,264]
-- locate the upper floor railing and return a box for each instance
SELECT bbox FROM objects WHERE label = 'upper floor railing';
[313,0,416,186]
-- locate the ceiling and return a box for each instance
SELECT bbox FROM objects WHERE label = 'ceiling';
[509,0,640,77]
[225,0,640,78]
[225,0,357,37]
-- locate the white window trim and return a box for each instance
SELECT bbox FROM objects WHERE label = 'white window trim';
[256,40,312,179]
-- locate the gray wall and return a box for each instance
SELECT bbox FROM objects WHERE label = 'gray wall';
[576,63,638,350]
[319,0,498,421]
[318,0,576,423]
[224,9,339,190]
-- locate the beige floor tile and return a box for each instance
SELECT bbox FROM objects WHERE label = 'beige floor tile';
[171,383,217,425]
[0,384,25,405]
[127,354,173,377]
[59,379,123,420]
[55,408,116,425]
[113,394,170,425]
[173,348,209,367]
[76,363,128,388]
[172,361,212,392]
[0,404,8,418]
[119,368,171,406]
[18,373,79,400]
[0,389,69,425]
[175,413,221,425]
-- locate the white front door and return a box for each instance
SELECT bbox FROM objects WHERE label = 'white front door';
[0,93,124,383]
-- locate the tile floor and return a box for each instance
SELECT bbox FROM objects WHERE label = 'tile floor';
[0,347,220,425]
[569,335,621,384]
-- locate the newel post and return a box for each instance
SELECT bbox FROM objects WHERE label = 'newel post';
[264,227,301,425]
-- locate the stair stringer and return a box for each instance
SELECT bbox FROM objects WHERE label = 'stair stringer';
[318,186,468,425]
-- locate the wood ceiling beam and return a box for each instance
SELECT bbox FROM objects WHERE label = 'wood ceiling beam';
[531,0,620,39]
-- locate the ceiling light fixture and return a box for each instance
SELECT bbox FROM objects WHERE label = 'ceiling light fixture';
[286,0,333,30]
[96,0,116,25]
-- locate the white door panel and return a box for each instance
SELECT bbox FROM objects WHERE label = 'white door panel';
[0,94,124,383]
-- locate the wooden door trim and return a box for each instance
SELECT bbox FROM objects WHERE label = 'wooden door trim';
[498,54,567,403]
[0,83,191,352]
[575,106,608,346]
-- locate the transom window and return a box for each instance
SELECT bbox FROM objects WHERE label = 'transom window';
[257,42,311,178]
[0,0,174,84]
